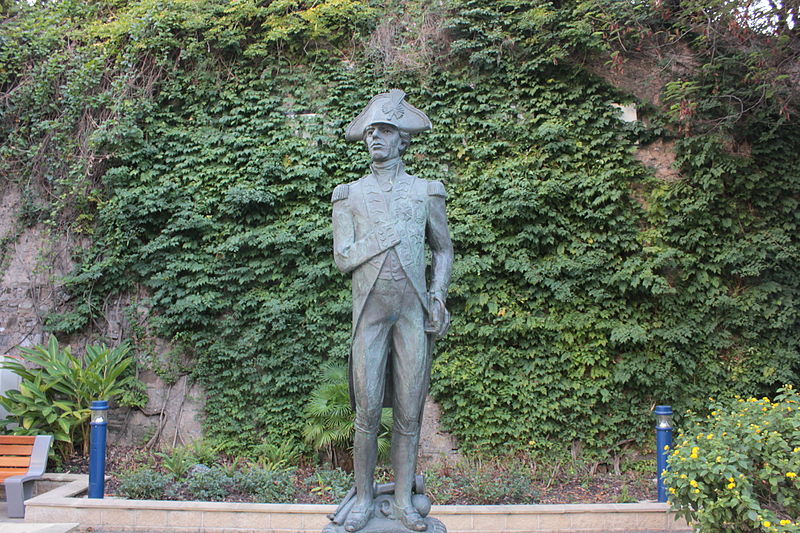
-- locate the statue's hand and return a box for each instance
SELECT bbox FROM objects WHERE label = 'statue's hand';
[378,222,401,249]
[426,295,450,338]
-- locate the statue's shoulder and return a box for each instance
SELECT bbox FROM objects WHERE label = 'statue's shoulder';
[426,179,448,199]
[331,183,349,203]
[332,176,370,203]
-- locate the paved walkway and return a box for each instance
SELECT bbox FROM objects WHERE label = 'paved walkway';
[0,501,78,533]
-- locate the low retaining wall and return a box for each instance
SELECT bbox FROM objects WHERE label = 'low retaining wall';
[0,473,82,499]
[25,475,691,533]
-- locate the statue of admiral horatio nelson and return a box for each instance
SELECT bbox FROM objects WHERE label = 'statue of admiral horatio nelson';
[326,90,453,533]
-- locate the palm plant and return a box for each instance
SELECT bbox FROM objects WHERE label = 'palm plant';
[302,361,392,467]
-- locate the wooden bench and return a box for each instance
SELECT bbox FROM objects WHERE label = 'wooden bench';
[1,435,53,518]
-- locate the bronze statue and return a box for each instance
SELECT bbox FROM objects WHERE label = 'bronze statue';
[328,89,453,533]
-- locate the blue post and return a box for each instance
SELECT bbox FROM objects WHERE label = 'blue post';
[88,400,109,499]
[655,405,673,503]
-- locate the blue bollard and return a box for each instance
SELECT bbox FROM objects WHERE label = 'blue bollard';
[655,405,673,503]
[88,400,109,499]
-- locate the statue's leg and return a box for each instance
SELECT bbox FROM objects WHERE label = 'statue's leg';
[349,286,393,531]
[390,283,429,531]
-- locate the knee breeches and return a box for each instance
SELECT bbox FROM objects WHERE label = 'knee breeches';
[351,277,429,436]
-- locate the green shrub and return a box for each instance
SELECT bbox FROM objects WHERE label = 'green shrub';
[185,439,221,466]
[453,460,538,505]
[422,466,455,505]
[665,386,800,532]
[302,467,353,503]
[156,445,199,482]
[249,439,304,471]
[236,467,297,503]
[423,458,539,505]
[118,469,178,500]
[185,466,235,501]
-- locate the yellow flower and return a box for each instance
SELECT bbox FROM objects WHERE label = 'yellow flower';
[706,433,713,439]
[690,480,698,487]
[780,520,791,526]
[786,472,797,478]
[680,474,687,479]
[668,487,676,494]
[763,521,771,528]
[794,447,800,453]
[715,456,722,463]
[663,445,670,451]
[693,489,700,494]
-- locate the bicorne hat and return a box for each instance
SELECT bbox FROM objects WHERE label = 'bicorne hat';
[345,89,432,141]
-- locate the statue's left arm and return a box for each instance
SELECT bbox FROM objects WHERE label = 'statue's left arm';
[426,181,453,337]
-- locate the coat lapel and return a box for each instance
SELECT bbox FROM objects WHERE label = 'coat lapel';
[361,174,390,225]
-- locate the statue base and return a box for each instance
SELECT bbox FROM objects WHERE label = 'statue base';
[322,516,447,533]
[323,477,446,533]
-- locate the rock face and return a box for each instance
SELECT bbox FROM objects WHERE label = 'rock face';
[419,396,460,461]
[109,371,204,448]
[0,184,54,355]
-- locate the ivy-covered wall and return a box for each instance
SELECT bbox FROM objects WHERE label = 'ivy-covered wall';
[1,0,797,456]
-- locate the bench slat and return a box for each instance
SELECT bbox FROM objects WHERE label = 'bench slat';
[0,436,36,445]
[0,444,35,455]
[0,456,32,468]
[0,469,30,481]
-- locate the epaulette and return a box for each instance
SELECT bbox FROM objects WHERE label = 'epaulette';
[427,180,448,198]
[332,183,349,203]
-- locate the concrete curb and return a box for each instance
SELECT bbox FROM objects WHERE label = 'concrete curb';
[24,475,692,533]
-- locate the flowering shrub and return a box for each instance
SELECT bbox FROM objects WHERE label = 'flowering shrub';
[665,386,800,532]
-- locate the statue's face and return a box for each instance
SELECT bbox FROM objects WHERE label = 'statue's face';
[365,123,402,162]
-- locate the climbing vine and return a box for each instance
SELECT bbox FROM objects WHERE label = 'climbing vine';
[1,0,797,455]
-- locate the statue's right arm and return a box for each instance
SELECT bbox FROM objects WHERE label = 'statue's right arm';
[332,184,400,273]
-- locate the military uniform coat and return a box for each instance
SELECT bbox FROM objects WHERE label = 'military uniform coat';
[332,166,452,407]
